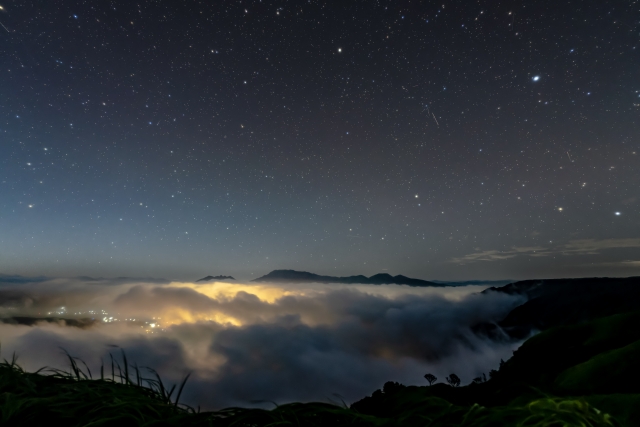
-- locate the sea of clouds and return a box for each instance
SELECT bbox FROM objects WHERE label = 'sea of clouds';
[0,275,525,409]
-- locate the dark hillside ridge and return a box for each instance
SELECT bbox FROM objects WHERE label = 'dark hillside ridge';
[431,279,514,287]
[352,310,640,425]
[497,311,640,395]
[251,270,444,287]
[480,276,640,339]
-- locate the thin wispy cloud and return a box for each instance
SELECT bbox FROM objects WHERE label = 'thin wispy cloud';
[561,238,640,254]
[452,238,640,264]
[587,260,640,268]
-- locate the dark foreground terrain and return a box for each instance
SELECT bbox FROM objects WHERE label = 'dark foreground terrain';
[2,276,639,426]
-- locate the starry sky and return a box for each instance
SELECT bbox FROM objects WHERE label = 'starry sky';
[1,0,639,281]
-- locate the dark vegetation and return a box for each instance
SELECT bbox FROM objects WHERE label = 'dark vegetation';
[353,310,640,426]
[2,276,640,425]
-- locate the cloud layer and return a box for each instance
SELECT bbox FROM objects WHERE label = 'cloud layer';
[0,276,524,409]
[452,238,640,264]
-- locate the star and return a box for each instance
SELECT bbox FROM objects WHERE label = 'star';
[615,212,621,216]
[337,48,342,53]
[532,75,540,82]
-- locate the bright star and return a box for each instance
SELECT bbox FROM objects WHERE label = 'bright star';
[532,75,540,82]
[338,48,342,53]
[615,212,621,216]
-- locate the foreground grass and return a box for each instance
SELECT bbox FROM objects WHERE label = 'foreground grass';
[0,351,203,426]
[0,352,621,427]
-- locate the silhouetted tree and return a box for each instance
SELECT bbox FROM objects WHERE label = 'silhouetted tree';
[424,373,437,386]
[472,377,482,384]
[483,373,487,383]
[445,373,461,387]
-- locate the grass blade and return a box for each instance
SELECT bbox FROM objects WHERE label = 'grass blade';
[174,372,191,408]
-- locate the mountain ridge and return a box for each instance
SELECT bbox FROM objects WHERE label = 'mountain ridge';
[251,269,444,287]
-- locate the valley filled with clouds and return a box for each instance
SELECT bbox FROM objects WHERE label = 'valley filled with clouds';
[0,276,525,408]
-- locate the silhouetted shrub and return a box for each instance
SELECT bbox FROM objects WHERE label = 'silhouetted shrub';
[446,374,461,387]
[382,381,404,395]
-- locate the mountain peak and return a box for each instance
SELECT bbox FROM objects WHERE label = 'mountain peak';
[196,275,236,282]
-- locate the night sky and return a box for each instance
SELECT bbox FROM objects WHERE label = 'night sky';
[1,0,639,281]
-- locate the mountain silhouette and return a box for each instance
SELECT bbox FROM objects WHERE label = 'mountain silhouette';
[196,275,236,282]
[251,269,443,287]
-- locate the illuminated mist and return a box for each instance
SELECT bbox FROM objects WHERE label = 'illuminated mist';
[0,276,525,409]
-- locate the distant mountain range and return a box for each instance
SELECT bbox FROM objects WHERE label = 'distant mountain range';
[193,270,514,287]
[251,269,445,287]
[196,275,236,282]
